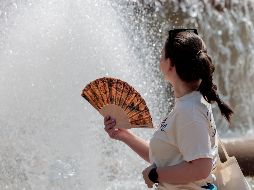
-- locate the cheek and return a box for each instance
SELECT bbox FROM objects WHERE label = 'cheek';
[159,59,163,71]
[160,60,168,73]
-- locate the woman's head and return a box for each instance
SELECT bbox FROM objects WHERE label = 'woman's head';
[164,29,210,81]
[163,29,233,122]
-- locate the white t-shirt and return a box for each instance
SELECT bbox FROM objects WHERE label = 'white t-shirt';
[149,91,218,190]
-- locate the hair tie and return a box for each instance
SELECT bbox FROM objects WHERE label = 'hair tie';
[196,49,207,57]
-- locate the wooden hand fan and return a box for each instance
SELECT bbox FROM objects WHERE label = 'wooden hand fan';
[81,77,153,129]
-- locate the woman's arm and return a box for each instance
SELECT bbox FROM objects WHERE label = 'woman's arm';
[104,116,150,163]
[157,158,213,184]
[122,132,150,163]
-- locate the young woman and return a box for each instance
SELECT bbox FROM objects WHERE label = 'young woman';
[104,29,233,190]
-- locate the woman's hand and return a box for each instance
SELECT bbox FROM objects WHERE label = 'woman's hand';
[104,115,132,142]
[142,165,155,188]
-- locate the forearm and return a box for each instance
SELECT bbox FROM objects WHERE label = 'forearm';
[122,132,150,163]
[157,158,212,184]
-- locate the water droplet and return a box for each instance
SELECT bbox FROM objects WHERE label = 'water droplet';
[49,159,78,181]
[12,3,18,9]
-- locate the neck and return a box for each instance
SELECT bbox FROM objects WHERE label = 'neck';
[172,80,201,98]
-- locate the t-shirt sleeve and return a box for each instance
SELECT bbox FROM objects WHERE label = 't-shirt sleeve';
[176,120,213,162]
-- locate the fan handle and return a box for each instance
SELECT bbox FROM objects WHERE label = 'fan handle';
[99,104,131,129]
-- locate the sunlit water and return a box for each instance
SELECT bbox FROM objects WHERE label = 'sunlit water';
[0,0,253,189]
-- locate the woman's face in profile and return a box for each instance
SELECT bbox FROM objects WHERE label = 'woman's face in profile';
[159,46,171,81]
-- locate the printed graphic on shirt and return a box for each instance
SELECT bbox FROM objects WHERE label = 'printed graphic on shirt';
[206,110,217,139]
[206,108,218,171]
[160,117,168,132]
[212,128,216,137]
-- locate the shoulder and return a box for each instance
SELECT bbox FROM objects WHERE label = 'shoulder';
[175,92,211,125]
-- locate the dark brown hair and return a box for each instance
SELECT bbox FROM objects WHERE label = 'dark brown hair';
[165,31,233,122]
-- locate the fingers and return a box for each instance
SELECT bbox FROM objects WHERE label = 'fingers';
[104,115,115,125]
[147,183,153,188]
[145,180,154,188]
[105,119,115,126]
[107,128,119,138]
[142,168,154,188]
[104,116,116,127]
[104,115,117,136]
[143,178,153,188]
[104,115,111,123]
[104,120,116,131]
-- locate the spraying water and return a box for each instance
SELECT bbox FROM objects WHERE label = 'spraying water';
[0,0,159,189]
[0,0,253,189]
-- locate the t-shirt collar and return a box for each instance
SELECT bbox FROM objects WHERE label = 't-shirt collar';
[175,91,200,102]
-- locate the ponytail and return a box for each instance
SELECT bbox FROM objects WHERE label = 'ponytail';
[197,51,234,122]
[165,31,234,122]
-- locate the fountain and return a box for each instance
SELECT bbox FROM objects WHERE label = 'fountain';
[0,0,158,189]
[0,0,253,189]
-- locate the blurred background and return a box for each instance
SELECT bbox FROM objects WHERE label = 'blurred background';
[0,0,253,189]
